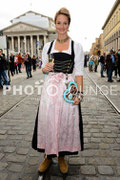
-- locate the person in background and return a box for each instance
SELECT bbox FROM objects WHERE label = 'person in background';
[114,52,118,78]
[84,55,89,67]
[17,53,23,73]
[89,55,94,72]
[32,55,37,71]
[94,56,99,72]
[106,51,113,82]
[9,53,15,76]
[14,55,18,74]
[116,49,120,82]
[24,53,32,79]
[99,52,106,77]
[110,49,116,78]
[0,50,9,89]
[39,59,42,69]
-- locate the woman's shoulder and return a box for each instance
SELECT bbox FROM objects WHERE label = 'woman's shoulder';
[73,40,82,47]
[43,41,55,51]
[43,41,51,49]
[72,40,83,52]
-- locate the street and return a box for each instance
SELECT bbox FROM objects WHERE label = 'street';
[0,67,120,180]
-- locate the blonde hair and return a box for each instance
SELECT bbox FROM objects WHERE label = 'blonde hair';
[54,8,71,25]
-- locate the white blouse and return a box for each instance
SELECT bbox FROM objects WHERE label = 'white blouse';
[41,39,84,76]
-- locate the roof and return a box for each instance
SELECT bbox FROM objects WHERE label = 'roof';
[8,10,55,31]
[10,10,54,23]
[1,21,48,32]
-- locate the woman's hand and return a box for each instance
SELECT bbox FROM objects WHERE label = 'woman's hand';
[43,62,54,73]
[73,94,83,105]
[73,96,80,105]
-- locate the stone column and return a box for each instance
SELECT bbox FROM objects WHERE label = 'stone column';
[37,35,39,57]
[30,35,33,57]
[11,36,14,52]
[43,35,46,45]
[24,36,27,54]
[18,36,20,53]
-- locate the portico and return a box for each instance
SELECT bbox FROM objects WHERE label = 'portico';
[7,34,47,57]
[1,11,56,57]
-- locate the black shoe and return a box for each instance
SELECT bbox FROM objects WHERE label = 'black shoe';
[30,75,32,78]
[108,80,113,82]
[101,75,105,77]
[26,77,29,79]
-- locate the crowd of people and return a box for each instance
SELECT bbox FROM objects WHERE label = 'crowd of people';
[0,49,42,89]
[88,48,120,82]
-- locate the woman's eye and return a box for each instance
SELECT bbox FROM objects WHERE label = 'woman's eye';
[56,22,68,25]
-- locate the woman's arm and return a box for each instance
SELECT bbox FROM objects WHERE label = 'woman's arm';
[73,42,84,105]
[75,75,83,93]
[73,75,83,105]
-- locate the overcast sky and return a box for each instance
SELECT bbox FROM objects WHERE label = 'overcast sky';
[0,0,115,52]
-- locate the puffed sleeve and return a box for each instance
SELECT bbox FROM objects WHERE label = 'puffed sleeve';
[74,42,84,76]
[41,42,51,69]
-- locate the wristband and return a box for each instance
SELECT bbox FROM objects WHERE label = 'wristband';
[77,94,83,102]
[77,91,83,95]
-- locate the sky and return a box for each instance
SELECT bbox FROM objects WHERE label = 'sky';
[0,0,116,52]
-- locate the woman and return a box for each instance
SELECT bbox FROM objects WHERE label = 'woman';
[32,55,37,71]
[32,8,84,174]
[94,56,99,72]
[9,53,15,76]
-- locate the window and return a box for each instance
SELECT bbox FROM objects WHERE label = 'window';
[116,12,118,23]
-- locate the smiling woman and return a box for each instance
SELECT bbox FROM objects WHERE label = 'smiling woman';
[32,7,84,174]
[54,9,70,52]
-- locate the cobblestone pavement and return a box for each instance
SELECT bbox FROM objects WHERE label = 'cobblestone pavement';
[0,69,44,116]
[85,65,120,111]
[0,67,120,180]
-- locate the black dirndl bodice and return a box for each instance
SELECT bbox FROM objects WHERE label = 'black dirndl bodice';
[47,40,75,74]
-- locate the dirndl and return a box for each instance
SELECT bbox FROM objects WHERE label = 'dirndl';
[32,72,84,156]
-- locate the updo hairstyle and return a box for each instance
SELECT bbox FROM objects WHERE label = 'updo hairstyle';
[54,8,71,25]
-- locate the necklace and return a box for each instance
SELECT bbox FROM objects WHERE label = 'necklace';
[57,36,69,43]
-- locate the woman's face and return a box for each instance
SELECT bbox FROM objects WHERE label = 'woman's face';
[55,14,69,35]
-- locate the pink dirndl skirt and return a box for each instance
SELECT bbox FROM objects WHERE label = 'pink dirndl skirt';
[32,72,83,156]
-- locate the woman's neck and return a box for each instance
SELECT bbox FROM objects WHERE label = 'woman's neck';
[57,34,68,40]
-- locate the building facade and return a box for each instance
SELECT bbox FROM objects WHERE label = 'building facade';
[102,0,120,52]
[90,34,103,56]
[1,11,57,57]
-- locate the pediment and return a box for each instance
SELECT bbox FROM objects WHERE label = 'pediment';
[3,22,46,33]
